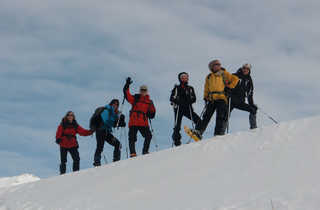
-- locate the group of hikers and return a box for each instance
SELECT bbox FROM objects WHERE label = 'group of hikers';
[55,59,258,175]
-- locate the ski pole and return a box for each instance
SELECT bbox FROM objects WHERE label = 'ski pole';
[259,108,279,124]
[149,119,159,151]
[226,97,232,134]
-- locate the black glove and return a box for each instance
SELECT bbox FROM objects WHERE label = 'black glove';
[56,138,62,145]
[224,87,232,97]
[118,114,126,127]
[123,77,132,91]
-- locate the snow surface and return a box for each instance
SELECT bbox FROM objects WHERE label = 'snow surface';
[1,116,320,210]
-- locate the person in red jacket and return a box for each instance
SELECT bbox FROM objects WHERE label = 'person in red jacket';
[55,111,93,175]
[123,77,156,157]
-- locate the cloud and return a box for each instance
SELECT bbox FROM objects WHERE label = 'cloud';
[1,0,320,177]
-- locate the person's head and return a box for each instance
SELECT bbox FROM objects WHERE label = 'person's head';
[208,59,222,73]
[241,63,252,75]
[109,99,119,111]
[178,72,189,84]
[140,85,148,96]
[64,111,76,123]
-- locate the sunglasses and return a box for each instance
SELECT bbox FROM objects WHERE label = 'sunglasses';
[67,114,74,117]
[140,89,148,92]
[213,63,221,66]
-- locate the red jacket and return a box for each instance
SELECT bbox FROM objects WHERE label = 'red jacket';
[125,89,156,127]
[56,121,93,148]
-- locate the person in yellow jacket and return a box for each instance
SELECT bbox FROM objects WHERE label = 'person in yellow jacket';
[192,59,239,139]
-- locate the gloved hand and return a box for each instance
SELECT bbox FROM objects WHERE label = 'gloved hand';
[56,138,62,145]
[118,114,126,127]
[123,77,133,91]
[224,87,232,97]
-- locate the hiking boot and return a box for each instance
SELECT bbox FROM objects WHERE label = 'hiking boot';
[130,153,137,158]
[93,162,101,167]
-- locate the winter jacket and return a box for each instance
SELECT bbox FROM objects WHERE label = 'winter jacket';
[56,120,93,148]
[100,105,119,132]
[232,68,254,104]
[170,83,196,107]
[125,89,156,127]
[204,68,239,103]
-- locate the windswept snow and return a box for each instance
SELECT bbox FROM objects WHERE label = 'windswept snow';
[1,116,320,210]
[0,174,40,189]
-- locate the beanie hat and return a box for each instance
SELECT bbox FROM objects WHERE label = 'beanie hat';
[242,63,252,69]
[140,85,148,91]
[208,59,221,70]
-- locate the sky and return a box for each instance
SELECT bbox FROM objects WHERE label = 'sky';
[1,0,320,178]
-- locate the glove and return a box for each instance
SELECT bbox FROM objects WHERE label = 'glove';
[56,138,62,145]
[123,77,133,91]
[118,114,126,127]
[224,87,232,97]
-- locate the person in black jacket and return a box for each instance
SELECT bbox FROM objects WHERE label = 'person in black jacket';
[170,72,201,146]
[229,63,258,129]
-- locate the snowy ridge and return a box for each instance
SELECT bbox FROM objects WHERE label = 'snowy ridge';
[1,116,320,210]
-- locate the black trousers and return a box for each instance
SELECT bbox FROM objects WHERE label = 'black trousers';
[60,147,80,175]
[128,126,152,155]
[230,97,257,129]
[195,100,228,136]
[172,105,201,146]
[94,129,121,166]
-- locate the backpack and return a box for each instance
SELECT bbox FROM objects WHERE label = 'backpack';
[89,107,106,131]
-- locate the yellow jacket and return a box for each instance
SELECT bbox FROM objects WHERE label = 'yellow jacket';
[204,69,239,103]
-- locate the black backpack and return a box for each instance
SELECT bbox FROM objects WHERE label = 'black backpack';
[89,107,106,131]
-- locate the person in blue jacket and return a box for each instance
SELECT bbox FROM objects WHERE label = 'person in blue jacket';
[93,99,125,166]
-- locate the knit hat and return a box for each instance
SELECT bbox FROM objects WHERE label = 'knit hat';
[208,59,221,70]
[140,85,148,91]
[242,63,252,69]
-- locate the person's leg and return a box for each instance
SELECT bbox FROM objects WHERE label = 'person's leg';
[128,126,139,157]
[69,147,80,172]
[139,127,152,155]
[232,98,257,129]
[195,102,216,135]
[214,100,228,136]
[105,132,121,161]
[93,129,106,166]
[172,107,184,146]
[184,106,201,126]
[59,147,68,175]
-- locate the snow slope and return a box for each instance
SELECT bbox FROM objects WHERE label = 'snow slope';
[1,116,320,210]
